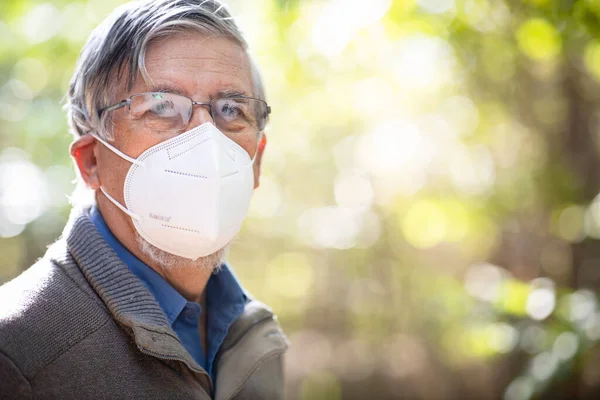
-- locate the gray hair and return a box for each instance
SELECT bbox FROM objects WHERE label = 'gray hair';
[66,0,265,140]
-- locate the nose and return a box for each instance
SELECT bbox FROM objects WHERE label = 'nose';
[186,103,214,130]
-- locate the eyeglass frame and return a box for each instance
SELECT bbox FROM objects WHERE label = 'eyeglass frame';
[97,91,271,132]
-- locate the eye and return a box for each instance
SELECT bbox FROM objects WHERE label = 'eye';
[217,100,243,121]
[211,97,264,133]
[150,100,175,116]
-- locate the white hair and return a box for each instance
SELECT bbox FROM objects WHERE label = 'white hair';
[66,0,265,141]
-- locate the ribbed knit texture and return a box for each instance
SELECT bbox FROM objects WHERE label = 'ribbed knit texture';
[62,207,206,374]
[66,208,171,328]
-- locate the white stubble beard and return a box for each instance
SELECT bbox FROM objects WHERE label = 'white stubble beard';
[134,232,229,273]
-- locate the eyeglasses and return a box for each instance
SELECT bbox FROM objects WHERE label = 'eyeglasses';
[98,92,271,135]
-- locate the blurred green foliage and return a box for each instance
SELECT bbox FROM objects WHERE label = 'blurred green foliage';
[5,0,600,398]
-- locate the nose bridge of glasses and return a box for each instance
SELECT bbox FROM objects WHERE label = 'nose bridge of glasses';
[189,101,215,127]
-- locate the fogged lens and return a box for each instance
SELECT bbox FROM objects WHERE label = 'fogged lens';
[129,92,192,133]
[212,97,268,134]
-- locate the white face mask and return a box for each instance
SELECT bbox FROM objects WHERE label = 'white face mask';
[92,122,256,260]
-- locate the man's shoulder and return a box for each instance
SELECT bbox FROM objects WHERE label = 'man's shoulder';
[0,251,110,379]
[224,298,280,348]
[221,297,288,358]
[215,298,289,400]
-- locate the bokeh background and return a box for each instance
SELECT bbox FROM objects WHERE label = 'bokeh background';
[4,0,600,398]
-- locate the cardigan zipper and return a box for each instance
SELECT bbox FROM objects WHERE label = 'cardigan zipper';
[136,344,214,395]
[136,345,205,373]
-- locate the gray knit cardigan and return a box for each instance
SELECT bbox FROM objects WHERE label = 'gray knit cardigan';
[0,207,288,399]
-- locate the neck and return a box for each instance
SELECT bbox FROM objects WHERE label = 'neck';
[96,193,213,303]
[159,267,211,304]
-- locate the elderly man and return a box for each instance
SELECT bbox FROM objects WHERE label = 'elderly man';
[0,0,288,399]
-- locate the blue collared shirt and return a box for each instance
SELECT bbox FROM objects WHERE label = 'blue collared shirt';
[90,206,246,384]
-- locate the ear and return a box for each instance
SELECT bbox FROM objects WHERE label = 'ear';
[253,133,266,189]
[70,134,101,190]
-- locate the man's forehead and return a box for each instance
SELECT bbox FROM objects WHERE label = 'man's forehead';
[118,33,253,99]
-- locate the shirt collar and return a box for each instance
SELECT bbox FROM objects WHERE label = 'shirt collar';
[90,206,186,325]
[205,263,247,373]
[89,206,247,325]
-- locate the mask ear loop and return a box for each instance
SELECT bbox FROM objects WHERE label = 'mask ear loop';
[91,133,142,221]
[91,133,144,166]
[98,187,141,221]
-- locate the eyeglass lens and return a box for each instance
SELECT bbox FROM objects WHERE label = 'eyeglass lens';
[128,92,267,135]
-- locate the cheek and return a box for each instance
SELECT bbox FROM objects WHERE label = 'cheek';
[111,112,169,158]
[236,135,259,159]
[118,130,166,159]
[96,146,132,198]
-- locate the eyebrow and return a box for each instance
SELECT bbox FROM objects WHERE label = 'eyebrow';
[144,85,252,99]
[216,88,252,98]
[146,84,185,96]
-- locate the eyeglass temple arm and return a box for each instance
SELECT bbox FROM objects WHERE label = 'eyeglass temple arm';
[98,100,129,117]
